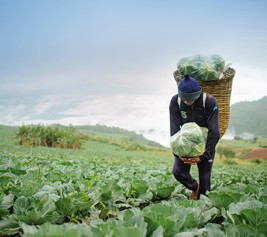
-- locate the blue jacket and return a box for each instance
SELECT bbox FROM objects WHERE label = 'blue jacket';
[169,93,220,161]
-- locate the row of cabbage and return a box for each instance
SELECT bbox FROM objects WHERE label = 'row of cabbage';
[0,150,266,236]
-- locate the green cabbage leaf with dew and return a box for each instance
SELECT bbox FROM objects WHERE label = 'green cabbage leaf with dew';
[170,122,208,157]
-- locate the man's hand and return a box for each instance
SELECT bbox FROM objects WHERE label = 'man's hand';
[179,157,201,165]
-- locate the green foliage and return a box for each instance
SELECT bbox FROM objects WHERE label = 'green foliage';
[88,133,160,152]
[0,125,266,236]
[251,159,262,165]
[216,146,235,159]
[13,195,60,225]
[216,146,237,164]
[208,191,242,209]
[223,159,238,165]
[216,146,224,159]
[223,148,235,158]
[17,124,82,149]
[155,183,175,199]
[77,124,164,148]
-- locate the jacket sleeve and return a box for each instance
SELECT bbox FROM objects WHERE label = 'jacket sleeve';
[169,95,182,136]
[200,96,220,161]
[169,95,182,158]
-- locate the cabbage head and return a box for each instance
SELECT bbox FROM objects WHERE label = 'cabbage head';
[170,122,208,157]
[176,54,225,81]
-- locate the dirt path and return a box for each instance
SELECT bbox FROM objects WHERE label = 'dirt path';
[241,148,267,160]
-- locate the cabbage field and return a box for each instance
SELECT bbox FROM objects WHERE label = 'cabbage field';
[0,125,266,237]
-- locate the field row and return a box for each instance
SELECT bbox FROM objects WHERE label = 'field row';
[0,145,266,236]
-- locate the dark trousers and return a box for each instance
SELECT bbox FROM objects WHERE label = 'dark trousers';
[172,157,213,195]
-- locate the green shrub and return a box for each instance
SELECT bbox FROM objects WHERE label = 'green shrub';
[17,125,82,149]
[223,159,238,165]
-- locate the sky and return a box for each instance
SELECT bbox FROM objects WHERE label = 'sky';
[1,0,267,146]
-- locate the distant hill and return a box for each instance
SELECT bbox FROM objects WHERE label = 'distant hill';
[228,96,267,137]
[76,124,165,148]
[0,124,165,149]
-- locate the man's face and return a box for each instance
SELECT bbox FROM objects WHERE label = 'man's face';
[183,100,195,106]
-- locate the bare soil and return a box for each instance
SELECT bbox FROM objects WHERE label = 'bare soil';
[241,148,267,160]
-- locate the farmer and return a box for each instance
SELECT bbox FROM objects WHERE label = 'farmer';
[169,74,220,200]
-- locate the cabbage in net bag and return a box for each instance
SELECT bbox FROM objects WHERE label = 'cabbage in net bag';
[170,122,208,157]
[177,54,225,81]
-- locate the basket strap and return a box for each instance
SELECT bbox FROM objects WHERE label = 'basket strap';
[203,92,206,109]
[177,97,181,108]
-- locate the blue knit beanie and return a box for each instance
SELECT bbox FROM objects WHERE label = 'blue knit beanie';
[178,74,202,101]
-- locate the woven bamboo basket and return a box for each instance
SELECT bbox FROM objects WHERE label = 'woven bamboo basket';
[173,67,235,138]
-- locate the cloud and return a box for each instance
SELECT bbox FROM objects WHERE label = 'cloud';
[1,62,266,146]
[0,93,172,145]
[0,104,29,125]
[32,95,65,115]
[60,94,171,132]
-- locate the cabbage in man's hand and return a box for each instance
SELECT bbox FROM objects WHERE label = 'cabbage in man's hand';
[170,122,208,157]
